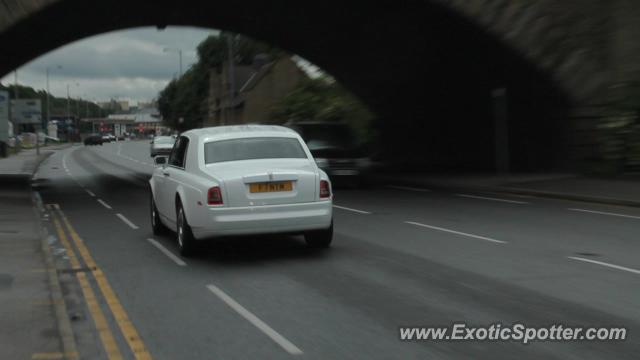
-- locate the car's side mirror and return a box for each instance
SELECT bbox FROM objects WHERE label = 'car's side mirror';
[154,156,168,166]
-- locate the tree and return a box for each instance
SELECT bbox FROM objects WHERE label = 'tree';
[157,33,278,131]
[270,77,376,144]
[0,83,103,121]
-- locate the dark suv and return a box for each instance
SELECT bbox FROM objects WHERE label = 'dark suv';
[285,121,371,185]
[83,134,103,146]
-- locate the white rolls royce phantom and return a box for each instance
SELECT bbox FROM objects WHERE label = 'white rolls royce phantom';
[149,125,334,256]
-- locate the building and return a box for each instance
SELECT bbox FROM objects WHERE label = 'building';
[83,107,166,136]
[97,99,130,113]
[206,55,307,126]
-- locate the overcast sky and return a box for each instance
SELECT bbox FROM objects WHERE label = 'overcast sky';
[0,26,217,104]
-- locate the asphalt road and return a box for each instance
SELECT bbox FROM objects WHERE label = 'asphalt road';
[33,140,640,359]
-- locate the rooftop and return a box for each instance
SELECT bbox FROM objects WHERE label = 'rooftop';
[184,125,297,140]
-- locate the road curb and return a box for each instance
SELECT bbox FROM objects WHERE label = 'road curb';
[29,147,79,359]
[494,187,640,208]
[377,176,640,208]
[33,191,80,360]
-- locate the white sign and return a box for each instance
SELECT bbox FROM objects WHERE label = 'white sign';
[0,90,8,143]
[11,99,42,125]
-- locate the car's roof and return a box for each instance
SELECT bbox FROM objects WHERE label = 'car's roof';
[286,121,348,126]
[183,125,299,142]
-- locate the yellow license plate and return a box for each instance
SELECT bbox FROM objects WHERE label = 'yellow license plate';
[249,181,293,193]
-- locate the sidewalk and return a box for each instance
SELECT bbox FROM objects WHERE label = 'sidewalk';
[0,144,71,184]
[374,172,640,207]
[0,144,77,359]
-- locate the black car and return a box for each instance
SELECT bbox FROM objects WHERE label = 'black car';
[285,121,372,186]
[84,134,103,146]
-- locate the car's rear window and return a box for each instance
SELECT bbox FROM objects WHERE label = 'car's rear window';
[154,137,174,144]
[204,137,307,164]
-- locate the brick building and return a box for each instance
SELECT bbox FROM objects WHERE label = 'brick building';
[206,55,307,126]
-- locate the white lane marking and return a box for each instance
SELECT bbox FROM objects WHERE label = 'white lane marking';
[86,189,96,197]
[456,194,529,204]
[387,185,431,192]
[568,208,640,220]
[96,199,112,210]
[404,221,507,244]
[116,213,139,229]
[62,152,69,172]
[206,284,303,355]
[568,256,640,275]
[117,143,122,156]
[147,239,186,266]
[332,205,371,214]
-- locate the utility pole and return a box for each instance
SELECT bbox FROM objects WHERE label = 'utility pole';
[225,33,236,125]
[14,71,18,99]
[66,84,71,123]
[163,47,183,78]
[46,65,62,132]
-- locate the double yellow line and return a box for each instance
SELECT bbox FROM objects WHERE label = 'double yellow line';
[49,204,152,360]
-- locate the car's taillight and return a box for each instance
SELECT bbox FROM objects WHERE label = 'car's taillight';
[320,180,331,199]
[208,186,223,205]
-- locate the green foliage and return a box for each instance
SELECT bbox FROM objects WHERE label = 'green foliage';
[0,83,103,120]
[158,33,278,131]
[270,77,376,144]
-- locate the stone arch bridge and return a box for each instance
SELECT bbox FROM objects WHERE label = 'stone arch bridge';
[2,0,639,172]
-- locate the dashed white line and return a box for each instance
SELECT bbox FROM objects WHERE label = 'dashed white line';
[147,238,186,266]
[404,221,507,244]
[568,256,640,275]
[456,194,529,204]
[568,208,640,220]
[116,213,139,229]
[62,153,69,173]
[206,284,303,355]
[332,205,371,214]
[96,199,112,210]
[387,185,431,192]
[86,189,96,197]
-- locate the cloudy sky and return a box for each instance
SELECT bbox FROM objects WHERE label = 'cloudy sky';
[0,26,217,104]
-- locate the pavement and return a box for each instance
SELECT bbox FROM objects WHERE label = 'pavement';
[1,140,632,359]
[0,143,77,360]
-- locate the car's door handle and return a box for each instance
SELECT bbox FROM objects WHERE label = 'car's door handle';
[162,172,170,177]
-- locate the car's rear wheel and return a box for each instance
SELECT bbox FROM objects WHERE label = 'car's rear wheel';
[150,191,166,235]
[176,202,196,256]
[305,220,333,248]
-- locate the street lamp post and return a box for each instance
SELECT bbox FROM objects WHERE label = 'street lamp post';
[67,82,79,141]
[163,47,183,78]
[46,65,62,131]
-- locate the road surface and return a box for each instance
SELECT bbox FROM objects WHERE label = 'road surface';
[33,140,640,359]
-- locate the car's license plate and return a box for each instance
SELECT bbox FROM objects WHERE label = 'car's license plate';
[249,181,293,193]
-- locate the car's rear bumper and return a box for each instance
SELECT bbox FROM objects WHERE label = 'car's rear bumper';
[150,148,172,156]
[191,200,332,239]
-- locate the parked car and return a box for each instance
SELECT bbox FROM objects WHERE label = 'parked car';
[149,125,333,256]
[84,134,103,146]
[150,135,176,157]
[285,121,372,186]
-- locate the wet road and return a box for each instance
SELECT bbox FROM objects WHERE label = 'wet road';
[34,140,640,359]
